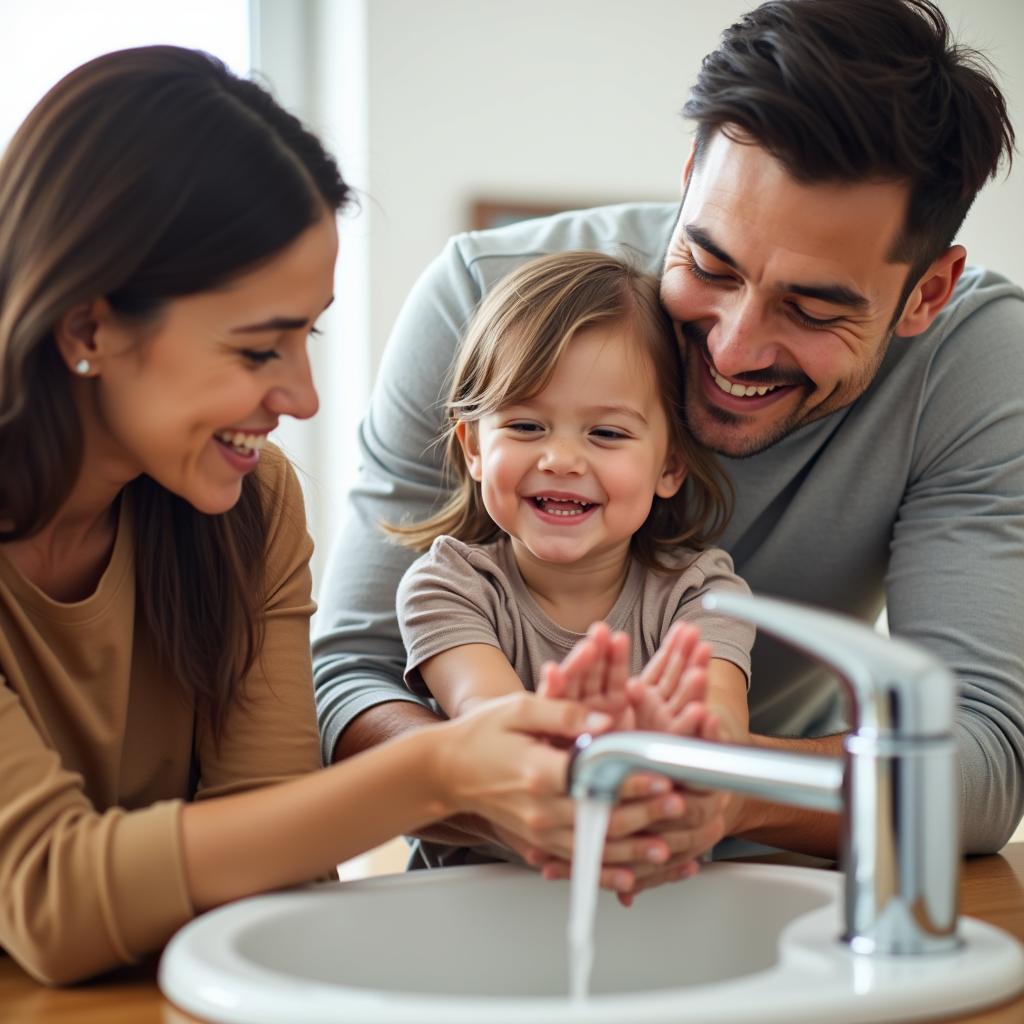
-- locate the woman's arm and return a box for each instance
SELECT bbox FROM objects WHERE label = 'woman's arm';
[180,693,610,910]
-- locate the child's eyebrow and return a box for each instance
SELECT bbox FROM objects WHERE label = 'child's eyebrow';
[586,404,649,426]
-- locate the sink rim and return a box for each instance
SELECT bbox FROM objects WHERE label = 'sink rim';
[159,861,1024,1024]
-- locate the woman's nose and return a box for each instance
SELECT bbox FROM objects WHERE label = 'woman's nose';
[265,356,320,421]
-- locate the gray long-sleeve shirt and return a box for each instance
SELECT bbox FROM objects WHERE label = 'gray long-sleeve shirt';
[313,202,1024,854]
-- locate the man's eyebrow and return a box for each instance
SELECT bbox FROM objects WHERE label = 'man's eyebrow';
[230,297,335,334]
[685,225,869,311]
[686,224,740,271]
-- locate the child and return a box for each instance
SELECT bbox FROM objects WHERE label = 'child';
[388,250,754,745]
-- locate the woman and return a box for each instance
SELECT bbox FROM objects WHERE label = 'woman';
[0,46,612,985]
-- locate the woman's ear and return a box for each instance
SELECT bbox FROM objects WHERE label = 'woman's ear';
[656,450,687,499]
[454,420,484,481]
[53,297,116,377]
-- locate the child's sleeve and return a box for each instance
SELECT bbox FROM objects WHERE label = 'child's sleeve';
[669,548,756,686]
[396,538,507,697]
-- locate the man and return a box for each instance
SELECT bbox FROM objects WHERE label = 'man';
[313,0,1022,896]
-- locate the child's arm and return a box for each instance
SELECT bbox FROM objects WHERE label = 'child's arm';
[418,644,527,719]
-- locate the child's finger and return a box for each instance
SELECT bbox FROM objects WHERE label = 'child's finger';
[666,667,709,715]
[605,631,631,700]
[581,622,610,700]
[537,661,563,699]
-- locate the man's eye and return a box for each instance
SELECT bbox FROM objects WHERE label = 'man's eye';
[682,249,729,284]
[788,304,842,329]
[241,349,280,365]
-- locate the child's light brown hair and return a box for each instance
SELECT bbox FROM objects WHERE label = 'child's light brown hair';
[385,250,732,568]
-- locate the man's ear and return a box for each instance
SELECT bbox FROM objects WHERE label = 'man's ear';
[53,296,118,377]
[656,450,687,500]
[681,138,698,195]
[893,245,966,338]
[454,420,483,481]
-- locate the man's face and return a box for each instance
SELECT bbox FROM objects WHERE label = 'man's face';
[661,131,915,458]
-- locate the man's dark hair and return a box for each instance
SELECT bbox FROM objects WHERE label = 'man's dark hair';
[684,0,1015,288]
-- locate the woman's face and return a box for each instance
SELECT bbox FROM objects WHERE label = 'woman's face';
[85,213,338,514]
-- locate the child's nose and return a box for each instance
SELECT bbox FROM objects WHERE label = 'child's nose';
[537,438,585,474]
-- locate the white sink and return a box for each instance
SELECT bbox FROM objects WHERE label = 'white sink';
[159,862,1024,1024]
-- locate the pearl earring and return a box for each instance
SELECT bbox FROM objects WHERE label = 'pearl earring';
[74,358,91,375]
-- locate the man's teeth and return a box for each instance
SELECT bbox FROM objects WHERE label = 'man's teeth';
[533,496,593,516]
[215,430,267,453]
[712,370,779,398]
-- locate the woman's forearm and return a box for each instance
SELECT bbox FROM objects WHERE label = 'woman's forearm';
[181,728,448,910]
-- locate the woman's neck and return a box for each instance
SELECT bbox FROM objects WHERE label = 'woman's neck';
[0,425,132,601]
[510,539,632,634]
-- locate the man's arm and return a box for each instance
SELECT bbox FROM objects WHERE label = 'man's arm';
[312,235,482,765]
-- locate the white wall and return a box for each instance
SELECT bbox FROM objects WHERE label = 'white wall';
[291,0,1023,591]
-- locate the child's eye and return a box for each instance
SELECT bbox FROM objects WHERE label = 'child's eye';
[591,427,629,441]
[241,349,280,365]
[505,422,542,434]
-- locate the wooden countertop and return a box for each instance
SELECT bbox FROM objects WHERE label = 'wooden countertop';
[2,845,1022,1024]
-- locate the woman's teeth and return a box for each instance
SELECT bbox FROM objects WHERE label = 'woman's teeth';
[712,369,779,398]
[215,430,267,454]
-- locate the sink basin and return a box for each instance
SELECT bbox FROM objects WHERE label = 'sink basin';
[159,862,1024,1023]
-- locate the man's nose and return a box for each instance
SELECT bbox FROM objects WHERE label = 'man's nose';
[706,295,779,378]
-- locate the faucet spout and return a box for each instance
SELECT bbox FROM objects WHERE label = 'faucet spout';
[570,732,843,813]
[568,592,961,956]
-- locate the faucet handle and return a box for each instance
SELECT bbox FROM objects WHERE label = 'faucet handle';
[702,591,956,738]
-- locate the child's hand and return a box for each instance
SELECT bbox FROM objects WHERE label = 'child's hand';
[536,622,636,731]
[625,622,719,738]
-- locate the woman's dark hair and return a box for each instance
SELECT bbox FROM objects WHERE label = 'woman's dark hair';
[0,46,350,736]
[684,0,1015,294]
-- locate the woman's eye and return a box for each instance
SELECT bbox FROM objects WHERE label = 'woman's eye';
[241,349,280,365]
[309,326,323,337]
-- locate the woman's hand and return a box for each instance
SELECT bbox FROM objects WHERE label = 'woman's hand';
[432,692,610,835]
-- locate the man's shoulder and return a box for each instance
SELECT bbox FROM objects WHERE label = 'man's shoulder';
[936,265,1024,336]
[452,202,678,288]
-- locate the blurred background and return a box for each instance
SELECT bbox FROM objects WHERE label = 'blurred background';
[2,0,1022,866]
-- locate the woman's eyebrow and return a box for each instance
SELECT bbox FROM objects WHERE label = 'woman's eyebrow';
[230,316,309,333]
[230,297,335,334]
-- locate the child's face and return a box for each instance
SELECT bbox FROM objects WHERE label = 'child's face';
[456,323,685,570]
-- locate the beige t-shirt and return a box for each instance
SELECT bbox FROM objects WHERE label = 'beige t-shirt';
[399,535,754,701]
[0,445,321,983]
[397,535,754,870]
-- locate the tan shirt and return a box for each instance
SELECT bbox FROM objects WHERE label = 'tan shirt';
[399,535,754,699]
[397,535,754,870]
[0,446,321,983]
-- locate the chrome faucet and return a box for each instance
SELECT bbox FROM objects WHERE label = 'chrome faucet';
[569,591,961,956]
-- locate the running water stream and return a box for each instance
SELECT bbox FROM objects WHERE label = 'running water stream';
[568,797,612,1001]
